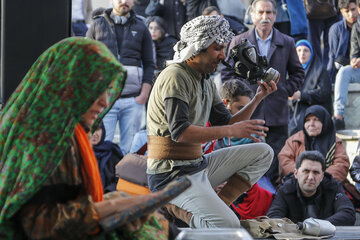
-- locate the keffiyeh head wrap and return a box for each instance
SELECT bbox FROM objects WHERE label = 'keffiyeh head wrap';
[169,15,234,64]
[0,37,126,228]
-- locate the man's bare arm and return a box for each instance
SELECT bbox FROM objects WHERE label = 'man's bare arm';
[177,119,268,143]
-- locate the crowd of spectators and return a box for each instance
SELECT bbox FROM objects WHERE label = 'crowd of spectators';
[2,0,360,238]
[76,0,360,227]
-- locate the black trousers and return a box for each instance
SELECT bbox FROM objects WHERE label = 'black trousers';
[264,125,288,186]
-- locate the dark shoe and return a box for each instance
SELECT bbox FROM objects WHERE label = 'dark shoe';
[333,117,345,130]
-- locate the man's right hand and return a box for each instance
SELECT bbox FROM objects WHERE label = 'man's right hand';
[230,119,268,142]
[350,58,360,68]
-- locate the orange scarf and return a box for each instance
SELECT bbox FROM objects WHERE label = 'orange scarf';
[74,124,104,202]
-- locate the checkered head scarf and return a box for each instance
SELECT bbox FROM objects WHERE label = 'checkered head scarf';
[168,15,234,64]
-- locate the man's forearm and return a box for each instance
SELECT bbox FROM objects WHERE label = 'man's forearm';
[176,124,232,143]
[177,119,267,143]
[135,83,152,104]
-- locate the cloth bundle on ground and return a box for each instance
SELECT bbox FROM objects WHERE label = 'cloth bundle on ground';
[116,153,150,196]
[241,216,334,239]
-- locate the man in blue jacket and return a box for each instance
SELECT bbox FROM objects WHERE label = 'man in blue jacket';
[267,150,355,226]
[328,0,359,83]
[332,0,360,130]
[87,0,155,154]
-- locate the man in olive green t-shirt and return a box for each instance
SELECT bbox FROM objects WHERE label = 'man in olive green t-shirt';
[146,15,278,228]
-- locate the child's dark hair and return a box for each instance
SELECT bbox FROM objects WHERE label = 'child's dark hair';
[338,0,357,9]
[219,79,254,101]
[202,6,221,16]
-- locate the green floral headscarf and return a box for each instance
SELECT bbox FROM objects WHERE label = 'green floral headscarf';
[0,37,126,226]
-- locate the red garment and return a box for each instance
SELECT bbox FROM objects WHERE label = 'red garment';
[231,183,273,219]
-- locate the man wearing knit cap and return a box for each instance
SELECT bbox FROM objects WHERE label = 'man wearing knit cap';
[147,15,277,228]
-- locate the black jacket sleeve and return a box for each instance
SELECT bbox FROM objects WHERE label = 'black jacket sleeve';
[351,23,360,59]
[145,0,163,16]
[266,188,288,218]
[325,185,356,226]
[141,27,155,85]
[301,68,331,106]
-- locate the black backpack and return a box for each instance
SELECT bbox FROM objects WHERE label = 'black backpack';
[304,0,337,20]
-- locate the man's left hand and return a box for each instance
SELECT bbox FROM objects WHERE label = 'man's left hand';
[135,94,148,105]
[289,90,301,101]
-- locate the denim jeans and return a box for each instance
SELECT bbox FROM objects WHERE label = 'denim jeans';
[334,65,360,117]
[170,143,273,228]
[102,97,144,155]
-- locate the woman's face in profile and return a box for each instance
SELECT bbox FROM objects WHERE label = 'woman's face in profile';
[296,45,311,65]
[81,91,108,127]
[91,127,103,145]
[148,21,162,41]
[304,114,323,137]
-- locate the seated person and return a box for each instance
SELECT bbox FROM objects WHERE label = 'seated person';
[202,79,255,153]
[333,0,360,130]
[216,79,255,148]
[146,16,178,72]
[327,0,359,83]
[267,150,355,226]
[91,121,123,192]
[278,105,349,183]
[289,40,332,136]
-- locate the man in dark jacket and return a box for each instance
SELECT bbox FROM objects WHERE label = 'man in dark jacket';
[267,150,355,226]
[87,0,155,155]
[221,0,304,186]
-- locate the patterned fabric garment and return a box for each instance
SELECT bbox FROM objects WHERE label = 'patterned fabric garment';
[16,138,169,240]
[0,37,126,238]
[17,137,101,239]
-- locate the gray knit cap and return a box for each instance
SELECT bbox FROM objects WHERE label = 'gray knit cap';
[168,15,234,64]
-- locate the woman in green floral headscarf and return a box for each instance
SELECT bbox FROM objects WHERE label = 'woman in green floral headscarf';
[0,37,172,240]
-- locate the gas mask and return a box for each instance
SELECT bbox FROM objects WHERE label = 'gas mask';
[226,38,279,84]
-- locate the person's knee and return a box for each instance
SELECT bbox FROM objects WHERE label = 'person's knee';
[196,212,240,228]
[258,143,274,167]
[337,65,354,80]
[219,213,241,228]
